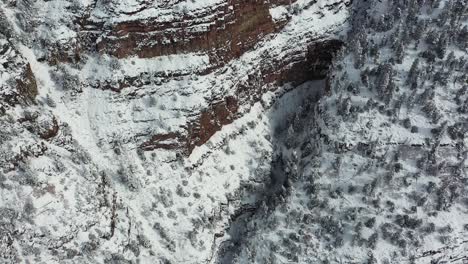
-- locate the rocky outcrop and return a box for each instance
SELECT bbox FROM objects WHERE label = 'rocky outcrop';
[0,37,38,105]
[84,0,294,62]
[140,132,182,151]
[15,64,38,103]
[185,39,343,153]
[186,96,239,153]
[40,0,304,66]
[140,96,238,153]
[17,111,60,140]
[141,38,343,154]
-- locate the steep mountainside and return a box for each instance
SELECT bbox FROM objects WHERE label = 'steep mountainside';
[1,0,350,263]
[0,0,467,264]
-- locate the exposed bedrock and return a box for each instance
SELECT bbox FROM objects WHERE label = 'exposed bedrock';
[141,39,343,154]
[82,0,297,61]
[0,36,38,106]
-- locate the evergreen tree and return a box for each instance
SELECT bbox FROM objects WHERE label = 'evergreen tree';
[436,33,448,59]
[395,42,404,64]
[407,58,420,88]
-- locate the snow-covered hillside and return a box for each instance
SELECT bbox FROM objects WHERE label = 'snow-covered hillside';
[0,0,467,263]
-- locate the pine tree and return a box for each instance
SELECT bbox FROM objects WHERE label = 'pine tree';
[430,0,442,11]
[412,18,426,41]
[407,58,420,88]
[376,64,394,100]
[395,42,404,64]
[456,25,468,50]
[445,51,456,70]
[436,33,448,59]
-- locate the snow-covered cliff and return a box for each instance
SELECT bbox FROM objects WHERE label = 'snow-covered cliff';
[0,0,466,263]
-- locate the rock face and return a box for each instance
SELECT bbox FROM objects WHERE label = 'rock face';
[48,0,297,64]
[61,0,347,154]
[0,36,38,105]
[15,64,38,103]
[168,39,343,154]
[186,95,239,153]
[92,0,279,61]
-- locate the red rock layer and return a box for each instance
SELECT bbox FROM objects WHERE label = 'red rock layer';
[89,0,290,62]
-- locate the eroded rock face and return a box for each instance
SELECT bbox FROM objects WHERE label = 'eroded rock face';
[186,96,239,153]
[51,0,349,155]
[4,0,349,155]
[142,39,343,154]
[15,64,38,103]
[95,1,273,60]
[79,0,298,62]
[0,36,38,105]
[18,111,60,140]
